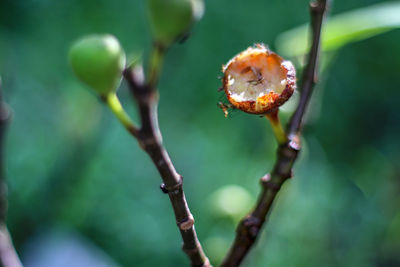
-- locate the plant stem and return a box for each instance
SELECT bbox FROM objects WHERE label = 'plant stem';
[147,43,166,89]
[220,1,329,266]
[265,109,288,145]
[288,0,329,137]
[104,93,139,137]
[103,42,210,266]
[122,57,211,265]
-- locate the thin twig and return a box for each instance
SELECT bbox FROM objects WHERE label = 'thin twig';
[0,79,23,267]
[288,0,329,137]
[122,45,211,267]
[220,1,329,266]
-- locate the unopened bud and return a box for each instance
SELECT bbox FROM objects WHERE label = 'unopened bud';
[148,0,204,46]
[69,34,126,96]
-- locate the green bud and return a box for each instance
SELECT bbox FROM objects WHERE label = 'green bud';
[148,0,204,46]
[69,34,126,96]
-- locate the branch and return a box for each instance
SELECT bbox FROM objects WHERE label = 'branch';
[288,0,329,137]
[122,45,211,267]
[220,1,329,266]
[0,79,23,267]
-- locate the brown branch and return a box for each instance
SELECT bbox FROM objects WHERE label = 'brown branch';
[220,1,329,266]
[288,0,329,137]
[0,79,23,267]
[122,52,211,267]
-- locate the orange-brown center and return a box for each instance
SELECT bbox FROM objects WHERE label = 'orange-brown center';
[223,44,295,114]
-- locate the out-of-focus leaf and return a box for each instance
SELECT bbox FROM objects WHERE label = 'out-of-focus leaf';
[276,2,400,57]
[208,185,253,221]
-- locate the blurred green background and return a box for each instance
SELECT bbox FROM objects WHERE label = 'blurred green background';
[1,0,400,266]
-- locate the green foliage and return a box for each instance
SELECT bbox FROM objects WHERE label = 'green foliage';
[69,34,126,96]
[276,1,400,57]
[147,0,204,46]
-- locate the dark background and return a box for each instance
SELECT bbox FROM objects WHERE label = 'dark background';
[0,0,399,266]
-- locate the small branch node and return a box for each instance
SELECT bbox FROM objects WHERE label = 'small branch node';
[278,140,300,159]
[163,176,183,195]
[249,226,260,239]
[160,182,182,195]
[160,183,169,194]
[178,214,195,231]
[260,174,281,191]
[288,136,301,151]
[242,216,262,240]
